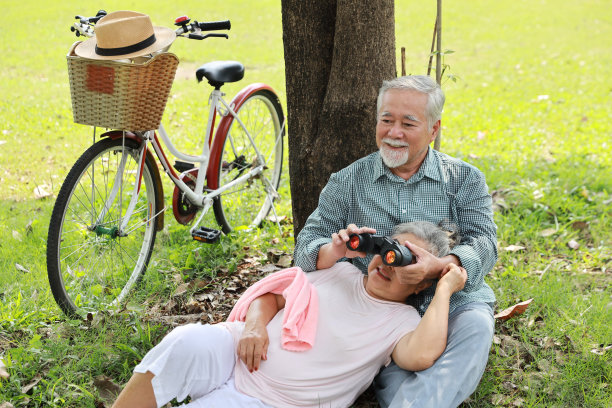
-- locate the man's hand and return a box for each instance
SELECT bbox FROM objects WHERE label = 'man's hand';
[317,224,376,269]
[393,240,444,284]
[394,240,462,285]
[237,322,269,372]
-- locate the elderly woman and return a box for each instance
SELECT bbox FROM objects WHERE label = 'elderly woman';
[112,221,466,408]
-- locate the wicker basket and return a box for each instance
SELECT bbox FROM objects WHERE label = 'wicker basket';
[67,42,179,131]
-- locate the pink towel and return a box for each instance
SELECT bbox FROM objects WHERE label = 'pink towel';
[227,266,319,351]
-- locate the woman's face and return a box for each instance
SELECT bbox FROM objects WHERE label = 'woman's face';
[365,233,430,303]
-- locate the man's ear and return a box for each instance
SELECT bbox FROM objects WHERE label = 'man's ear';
[429,120,441,144]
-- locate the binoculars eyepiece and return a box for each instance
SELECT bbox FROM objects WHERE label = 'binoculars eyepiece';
[346,233,413,267]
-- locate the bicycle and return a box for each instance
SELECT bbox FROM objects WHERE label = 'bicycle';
[46,10,286,318]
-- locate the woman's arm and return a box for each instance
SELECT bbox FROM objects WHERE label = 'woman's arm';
[391,264,467,371]
[237,293,286,372]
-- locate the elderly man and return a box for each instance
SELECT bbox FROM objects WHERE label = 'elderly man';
[294,75,497,408]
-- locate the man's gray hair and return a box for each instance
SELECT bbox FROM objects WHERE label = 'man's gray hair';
[392,220,458,257]
[377,75,445,130]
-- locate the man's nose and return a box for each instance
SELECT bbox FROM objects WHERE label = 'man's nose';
[387,121,403,138]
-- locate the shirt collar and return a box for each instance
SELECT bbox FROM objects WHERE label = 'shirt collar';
[373,147,442,183]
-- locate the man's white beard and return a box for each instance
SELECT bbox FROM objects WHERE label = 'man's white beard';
[379,138,409,168]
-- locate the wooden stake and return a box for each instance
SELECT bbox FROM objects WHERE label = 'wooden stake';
[401,47,406,76]
[434,0,442,151]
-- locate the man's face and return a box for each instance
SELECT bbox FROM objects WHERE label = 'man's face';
[375,89,439,173]
[365,233,429,303]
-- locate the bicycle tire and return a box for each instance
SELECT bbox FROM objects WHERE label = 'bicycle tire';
[47,137,160,318]
[211,88,284,233]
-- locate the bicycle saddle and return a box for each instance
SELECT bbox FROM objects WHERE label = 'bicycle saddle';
[196,61,245,88]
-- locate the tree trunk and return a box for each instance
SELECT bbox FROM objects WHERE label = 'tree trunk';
[281,0,396,237]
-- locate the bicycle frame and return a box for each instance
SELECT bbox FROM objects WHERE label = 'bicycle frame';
[105,83,283,236]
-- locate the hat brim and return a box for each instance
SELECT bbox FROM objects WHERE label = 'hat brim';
[74,26,176,60]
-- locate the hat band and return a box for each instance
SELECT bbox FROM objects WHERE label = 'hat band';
[95,34,157,57]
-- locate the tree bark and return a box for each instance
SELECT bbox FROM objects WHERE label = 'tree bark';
[281,0,396,236]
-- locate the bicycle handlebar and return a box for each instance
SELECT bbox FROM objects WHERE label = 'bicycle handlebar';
[198,20,231,31]
[70,11,231,41]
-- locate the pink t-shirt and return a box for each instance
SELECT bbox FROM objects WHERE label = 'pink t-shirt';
[225,262,421,407]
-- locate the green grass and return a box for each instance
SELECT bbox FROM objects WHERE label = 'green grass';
[1,0,611,406]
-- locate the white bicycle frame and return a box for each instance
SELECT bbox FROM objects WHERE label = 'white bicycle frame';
[99,88,283,236]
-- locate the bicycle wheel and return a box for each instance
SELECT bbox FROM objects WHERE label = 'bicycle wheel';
[212,88,284,233]
[47,137,160,318]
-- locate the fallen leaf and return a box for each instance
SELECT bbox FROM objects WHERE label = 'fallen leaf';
[183,299,203,314]
[21,374,42,394]
[12,230,22,241]
[567,240,580,250]
[539,228,557,237]
[33,184,52,199]
[590,344,612,355]
[503,245,526,252]
[258,264,280,274]
[172,283,189,297]
[0,402,15,408]
[494,299,534,320]
[93,375,122,404]
[571,221,589,231]
[491,189,510,213]
[276,254,293,268]
[15,263,30,273]
[0,357,9,380]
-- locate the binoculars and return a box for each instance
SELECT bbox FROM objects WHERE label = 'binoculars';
[346,233,414,267]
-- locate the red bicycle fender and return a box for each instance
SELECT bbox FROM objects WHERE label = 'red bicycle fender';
[100,130,141,143]
[206,83,277,189]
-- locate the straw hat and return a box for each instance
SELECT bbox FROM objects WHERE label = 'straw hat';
[75,11,176,60]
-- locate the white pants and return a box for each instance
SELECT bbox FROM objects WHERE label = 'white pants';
[134,323,273,408]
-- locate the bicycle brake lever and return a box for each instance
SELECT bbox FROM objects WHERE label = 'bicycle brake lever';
[188,33,229,40]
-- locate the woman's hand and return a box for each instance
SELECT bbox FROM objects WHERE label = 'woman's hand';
[237,322,269,372]
[437,263,467,295]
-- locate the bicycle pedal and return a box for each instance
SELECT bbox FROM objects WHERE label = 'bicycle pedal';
[192,226,221,243]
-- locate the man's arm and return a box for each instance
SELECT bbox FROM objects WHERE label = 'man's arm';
[237,293,286,372]
[393,165,497,287]
[294,174,349,271]
[449,167,498,290]
[391,264,467,371]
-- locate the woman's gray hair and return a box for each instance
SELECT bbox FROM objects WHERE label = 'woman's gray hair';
[392,220,459,257]
[376,75,445,130]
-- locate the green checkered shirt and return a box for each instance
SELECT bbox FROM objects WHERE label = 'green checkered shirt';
[294,148,497,315]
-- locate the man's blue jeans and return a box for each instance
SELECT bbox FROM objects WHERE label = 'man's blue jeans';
[374,302,495,408]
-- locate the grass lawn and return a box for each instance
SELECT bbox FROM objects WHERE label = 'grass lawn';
[0,0,610,407]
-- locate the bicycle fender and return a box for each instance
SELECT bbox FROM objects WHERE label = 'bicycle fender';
[206,83,279,188]
[100,130,165,231]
